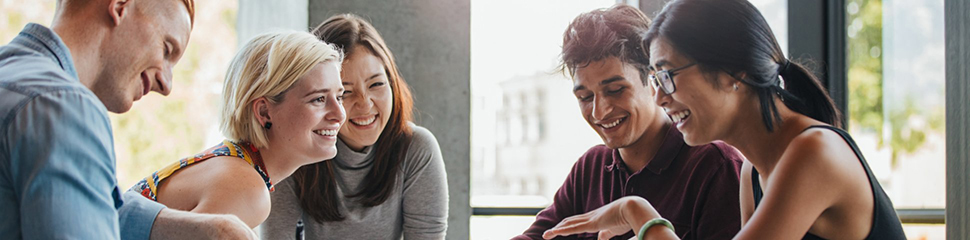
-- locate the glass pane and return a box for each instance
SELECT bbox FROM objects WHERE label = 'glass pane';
[470,0,616,210]
[846,0,946,208]
[903,224,945,240]
[749,0,788,56]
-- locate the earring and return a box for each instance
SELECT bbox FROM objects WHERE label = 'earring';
[733,83,739,91]
[264,122,272,129]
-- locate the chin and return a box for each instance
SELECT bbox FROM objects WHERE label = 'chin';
[105,99,134,114]
[601,138,630,149]
[680,133,711,147]
[320,147,338,160]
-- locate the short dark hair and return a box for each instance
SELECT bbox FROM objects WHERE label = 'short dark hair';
[560,4,652,85]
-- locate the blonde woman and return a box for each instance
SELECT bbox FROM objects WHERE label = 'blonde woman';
[259,14,448,240]
[129,31,346,228]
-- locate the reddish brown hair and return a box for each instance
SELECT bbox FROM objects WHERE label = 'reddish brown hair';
[560,4,652,85]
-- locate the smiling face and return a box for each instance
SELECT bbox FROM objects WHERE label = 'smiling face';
[573,57,662,149]
[338,46,393,151]
[264,62,346,162]
[94,0,192,113]
[649,37,742,146]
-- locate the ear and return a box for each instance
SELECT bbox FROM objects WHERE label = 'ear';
[722,71,748,90]
[252,97,273,127]
[108,0,131,27]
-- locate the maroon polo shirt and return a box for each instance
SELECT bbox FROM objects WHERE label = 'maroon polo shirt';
[513,127,744,240]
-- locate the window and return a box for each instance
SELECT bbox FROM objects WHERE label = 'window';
[470,0,617,239]
[845,0,946,238]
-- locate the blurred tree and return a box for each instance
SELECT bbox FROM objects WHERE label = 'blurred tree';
[847,0,944,166]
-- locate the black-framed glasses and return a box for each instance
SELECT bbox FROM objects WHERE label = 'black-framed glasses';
[649,62,696,94]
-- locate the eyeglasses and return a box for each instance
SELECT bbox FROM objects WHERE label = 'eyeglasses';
[648,62,696,94]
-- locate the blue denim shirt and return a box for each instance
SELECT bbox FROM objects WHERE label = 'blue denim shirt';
[0,23,166,240]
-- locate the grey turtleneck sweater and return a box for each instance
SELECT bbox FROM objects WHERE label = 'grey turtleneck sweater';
[257,124,448,239]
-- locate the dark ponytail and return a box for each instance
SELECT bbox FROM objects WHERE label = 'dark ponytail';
[778,61,843,128]
[645,0,842,131]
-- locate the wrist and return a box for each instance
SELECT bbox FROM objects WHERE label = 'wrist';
[621,197,659,232]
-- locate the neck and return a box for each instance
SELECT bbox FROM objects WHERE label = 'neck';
[50,13,102,88]
[617,113,672,173]
[722,98,811,177]
[255,145,304,184]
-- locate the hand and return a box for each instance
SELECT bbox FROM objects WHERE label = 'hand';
[150,208,257,240]
[203,214,258,240]
[542,196,659,240]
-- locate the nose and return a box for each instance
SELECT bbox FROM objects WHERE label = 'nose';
[151,67,173,96]
[327,95,347,124]
[654,88,670,108]
[353,90,374,111]
[591,96,611,121]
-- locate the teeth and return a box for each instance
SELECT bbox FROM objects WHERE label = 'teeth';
[313,129,338,136]
[350,115,376,126]
[670,110,691,123]
[601,118,623,129]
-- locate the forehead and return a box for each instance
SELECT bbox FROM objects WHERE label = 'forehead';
[343,48,385,76]
[149,0,193,46]
[299,62,342,88]
[648,37,687,66]
[573,57,638,86]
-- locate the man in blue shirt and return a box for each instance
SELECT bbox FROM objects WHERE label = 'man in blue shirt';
[0,0,253,239]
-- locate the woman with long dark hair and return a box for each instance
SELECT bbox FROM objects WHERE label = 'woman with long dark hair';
[257,14,448,239]
[542,0,906,239]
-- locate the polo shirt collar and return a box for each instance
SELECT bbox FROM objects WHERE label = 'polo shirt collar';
[608,125,685,175]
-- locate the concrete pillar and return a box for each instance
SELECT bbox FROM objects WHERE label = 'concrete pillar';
[237,0,309,44]
[307,1,471,239]
[945,0,970,238]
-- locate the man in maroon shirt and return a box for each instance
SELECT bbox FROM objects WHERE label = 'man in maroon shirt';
[513,4,744,240]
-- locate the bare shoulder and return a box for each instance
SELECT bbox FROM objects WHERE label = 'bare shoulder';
[190,156,272,228]
[773,126,869,204]
[781,127,858,174]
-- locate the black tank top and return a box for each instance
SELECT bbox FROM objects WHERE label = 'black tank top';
[750,125,906,239]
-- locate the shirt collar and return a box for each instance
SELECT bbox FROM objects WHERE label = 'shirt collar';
[13,23,79,81]
[608,125,686,175]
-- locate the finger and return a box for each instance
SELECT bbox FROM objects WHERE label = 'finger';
[544,220,598,239]
[598,229,620,240]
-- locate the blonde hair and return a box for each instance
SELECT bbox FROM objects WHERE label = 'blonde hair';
[220,31,343,149]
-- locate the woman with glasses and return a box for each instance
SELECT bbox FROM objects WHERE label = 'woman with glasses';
[542,0,907,239]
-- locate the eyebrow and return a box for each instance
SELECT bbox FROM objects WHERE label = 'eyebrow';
[342,73,384,85]
[649,59,670,71]
[303,88,343,97]
[573,75,625,92]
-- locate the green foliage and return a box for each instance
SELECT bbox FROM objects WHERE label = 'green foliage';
[847,0,945,166]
